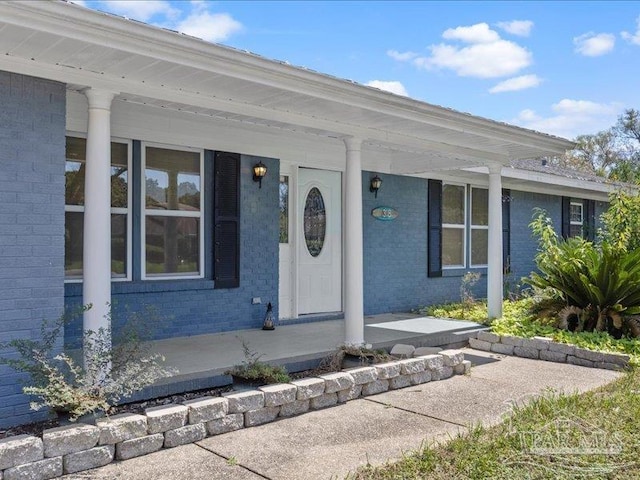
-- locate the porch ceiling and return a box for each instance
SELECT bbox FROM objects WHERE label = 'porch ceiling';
[0,1,574,172]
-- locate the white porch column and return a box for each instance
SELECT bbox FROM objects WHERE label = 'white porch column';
[343,137,365,345]
[487,164,503,319]
[82,89,116,342]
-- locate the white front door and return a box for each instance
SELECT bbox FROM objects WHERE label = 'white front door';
[298,168,342,314]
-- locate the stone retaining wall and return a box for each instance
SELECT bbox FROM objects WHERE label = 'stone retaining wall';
[470,332,630,370]
[0,350,470,480]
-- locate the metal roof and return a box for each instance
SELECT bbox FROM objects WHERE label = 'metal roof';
[0,0,575,173]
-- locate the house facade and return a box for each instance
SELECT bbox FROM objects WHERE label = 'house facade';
[0,1,614,427]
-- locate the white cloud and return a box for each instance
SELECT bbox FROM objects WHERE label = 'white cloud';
[365,80,409,96]
[496,20,533,37]
[387,50,418,62]
[96,1,242,43]
[98,1,179,21]
[391,23,532,79]
[574,32,615,56]
[176,12,242,42]
[513,99,624,138]
[442,23,500,43]
[417,38,532,78]
[489,74,541,93]
[622,16,640,45]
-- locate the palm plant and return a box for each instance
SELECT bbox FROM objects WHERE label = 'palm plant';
[525,210,640,338]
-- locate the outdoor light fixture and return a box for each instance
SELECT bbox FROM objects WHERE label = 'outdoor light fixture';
[253,161,267,188]
[370,175,382,198]
[262,302,275,330]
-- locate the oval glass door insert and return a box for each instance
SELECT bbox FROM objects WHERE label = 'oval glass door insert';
[304,187,326,257]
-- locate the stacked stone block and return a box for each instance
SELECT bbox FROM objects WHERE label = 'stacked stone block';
[0,350,467,479]
[470,331,630,371]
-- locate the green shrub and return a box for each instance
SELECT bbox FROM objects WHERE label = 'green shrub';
[599,189,640,253]
[525,209,640,337]
[0,305,175,421]
[225,339,290,385]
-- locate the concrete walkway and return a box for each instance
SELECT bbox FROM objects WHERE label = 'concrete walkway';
[63,349,622,480]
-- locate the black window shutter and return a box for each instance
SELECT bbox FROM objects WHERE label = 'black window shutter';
[561,196,571,239]
[214,151,240,289]
[502,189,511,274]
[583,199,596,241]
[427,179,442,278]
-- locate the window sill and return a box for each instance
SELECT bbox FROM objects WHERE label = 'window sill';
[64,279,215,297]
[442,267,488,277]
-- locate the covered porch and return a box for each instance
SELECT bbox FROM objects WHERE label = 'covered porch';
[0,2,574,349]
[136,313,484,401]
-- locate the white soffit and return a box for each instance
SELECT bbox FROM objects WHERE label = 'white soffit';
[0,1,574,167]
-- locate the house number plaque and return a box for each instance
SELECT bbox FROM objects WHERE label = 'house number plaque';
[371,206,398,221]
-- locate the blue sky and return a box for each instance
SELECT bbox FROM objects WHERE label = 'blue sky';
[76,1,640,140]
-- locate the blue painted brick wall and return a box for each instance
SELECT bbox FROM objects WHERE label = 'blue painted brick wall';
[64,155,279,346]
[507,190,562,289]
[362,172,486,315]
[0,71,66,428]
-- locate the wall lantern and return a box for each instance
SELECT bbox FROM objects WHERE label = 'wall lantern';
[253,161,267,188]
[262,302,275,330]
[370,175,382,198]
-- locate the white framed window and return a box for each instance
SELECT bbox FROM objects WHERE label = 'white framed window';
[570,201,584,238]
[64,135,132,282]
[141,143,204,280]
[442,183,466,268]
[470,187,489,267]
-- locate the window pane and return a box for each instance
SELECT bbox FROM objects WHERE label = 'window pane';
[279,176,289,243]
[145,147,200,211]
[65,212,84,278]
[65,213,127,278]
[66,137,129,207]
[443,184,465,225]
[66,137,86,206]
[111,143,128,208]
[442,228,464,266]
[471,229,488,265]
[111,214,127,278]
[570,203,583,223]
[471,188,488,226]
[304,187,326,257]
[146,216,200,275]
[570,224,583,238]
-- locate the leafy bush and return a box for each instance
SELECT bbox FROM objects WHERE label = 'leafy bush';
[525,209,640,337]
[225,339,290,385]
[491,300,640,367]
[599,189,640,252]
[0,306,175,421]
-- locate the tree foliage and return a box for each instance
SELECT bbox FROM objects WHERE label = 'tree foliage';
[599,189,640,252]
[550,108,640,183]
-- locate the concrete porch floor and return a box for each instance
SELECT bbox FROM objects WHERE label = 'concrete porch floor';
[134,313,485,402]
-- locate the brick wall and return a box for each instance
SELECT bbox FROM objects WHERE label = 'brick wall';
[507,190,562,289]
[64,155,279,345]
[0,71,66,428]
[362,172,486,315]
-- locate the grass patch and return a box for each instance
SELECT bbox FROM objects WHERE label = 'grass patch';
[351,368,640,479]
[418,301,490,324]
